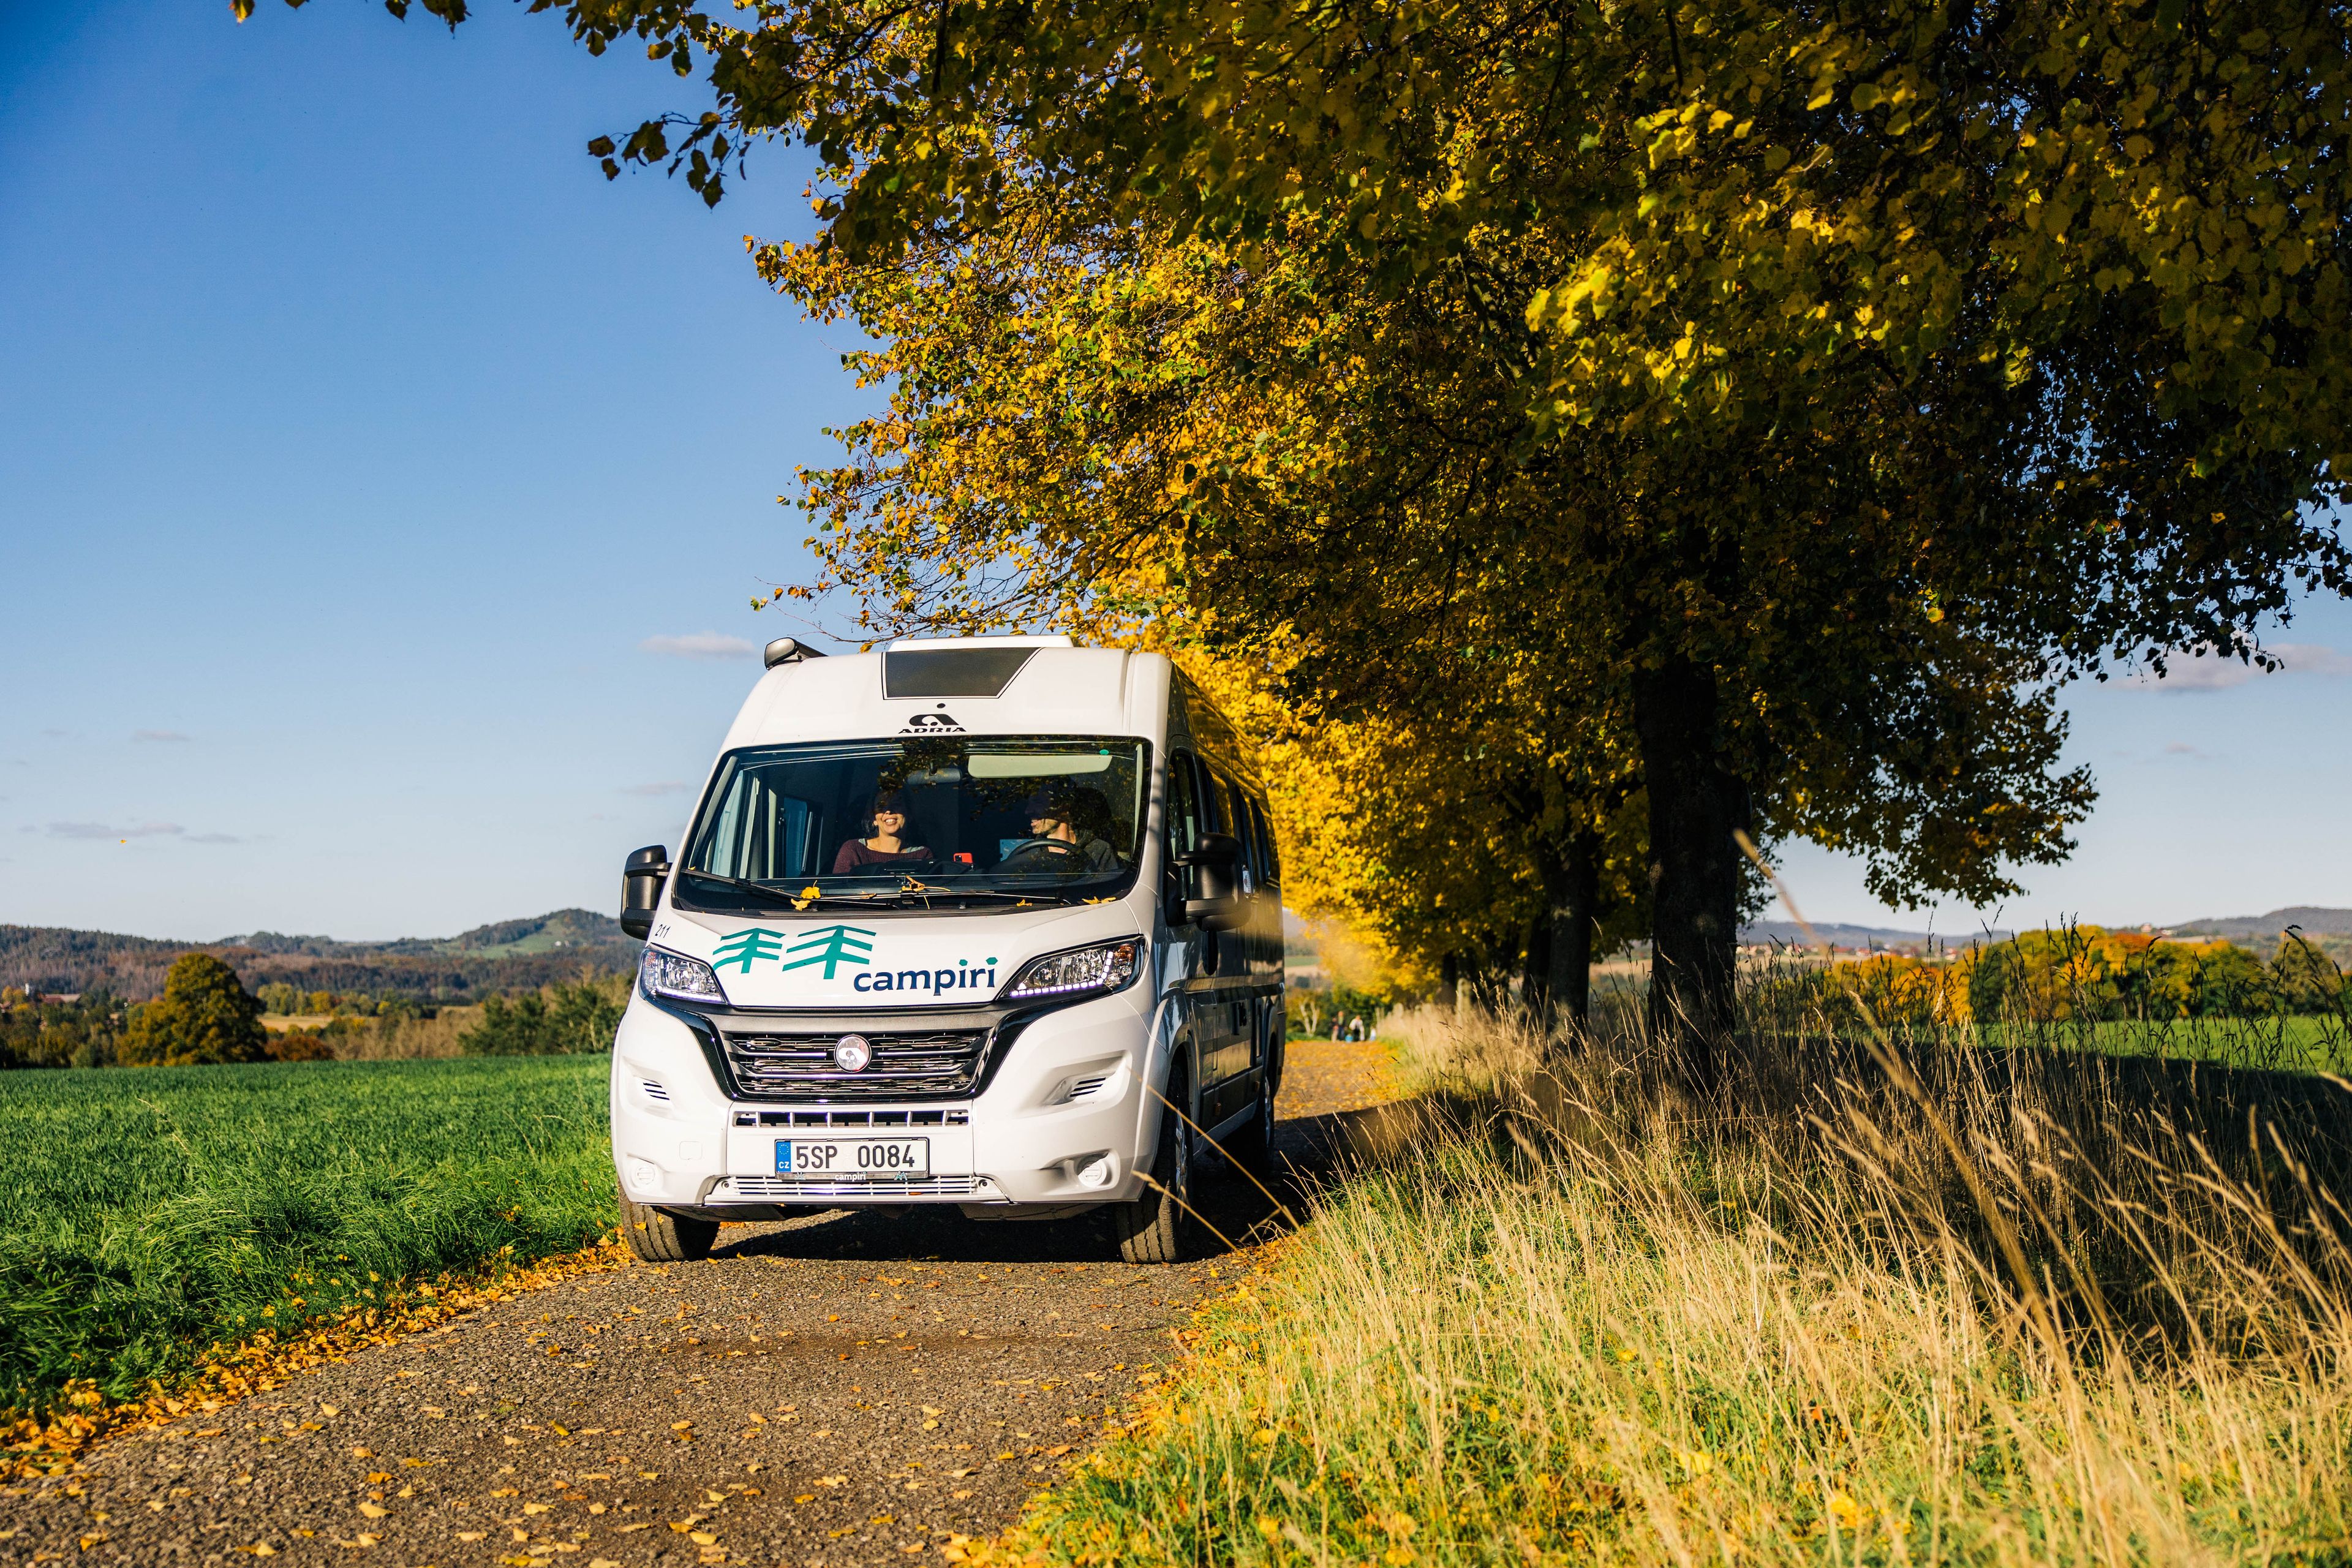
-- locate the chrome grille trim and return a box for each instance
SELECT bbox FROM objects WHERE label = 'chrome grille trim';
[719,1174,993,1200]
[720,1028,989,1100]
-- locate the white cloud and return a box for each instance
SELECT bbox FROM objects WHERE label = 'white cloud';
[2123,642,2352,692]
[2163,742,2208,758]
[639,632,757,660]
[621,780,688,797]
[186,832,243,845]
[132,729,192,743]
[47,820,184,840]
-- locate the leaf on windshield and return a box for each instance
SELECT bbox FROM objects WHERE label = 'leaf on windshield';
[793,884,821,911]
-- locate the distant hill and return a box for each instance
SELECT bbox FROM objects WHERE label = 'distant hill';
[2167,907,2352,940]
[0,910,640,1002]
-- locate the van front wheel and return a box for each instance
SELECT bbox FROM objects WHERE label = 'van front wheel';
[621,1194,718,1263]
[1114,1086,1197,1265]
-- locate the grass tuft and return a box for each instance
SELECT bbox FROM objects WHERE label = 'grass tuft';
[994,1005,2352,1566]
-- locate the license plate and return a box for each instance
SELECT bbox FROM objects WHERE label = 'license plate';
[774,1138,930,1177]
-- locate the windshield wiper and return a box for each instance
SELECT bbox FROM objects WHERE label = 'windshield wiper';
[886,886,1077,907]
[675,869,812,907]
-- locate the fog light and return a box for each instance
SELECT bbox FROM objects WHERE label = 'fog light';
[627,1158,660,1193]
[1073,1152,1116,1190]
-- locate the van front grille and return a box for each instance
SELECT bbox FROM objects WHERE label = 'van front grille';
[720,1028,990,1100]
[718,1174,992,1200]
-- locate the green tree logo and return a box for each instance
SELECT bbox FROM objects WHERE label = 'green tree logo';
[780,925,876,979]
[711,928,786,973]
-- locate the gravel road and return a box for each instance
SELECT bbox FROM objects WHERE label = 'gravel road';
[0,1043,1396,1568]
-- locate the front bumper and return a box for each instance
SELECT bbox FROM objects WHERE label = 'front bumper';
[609,984,1166,1213]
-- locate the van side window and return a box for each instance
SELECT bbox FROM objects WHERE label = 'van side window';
[1166,751,1202,861]
[1252,793,1281,889]
[1202,767,1235,839]
[1235,793,1271,892]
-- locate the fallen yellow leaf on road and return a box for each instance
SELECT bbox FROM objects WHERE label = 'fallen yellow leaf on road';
[691,1531,718,1545]
[358,1503,387,1518]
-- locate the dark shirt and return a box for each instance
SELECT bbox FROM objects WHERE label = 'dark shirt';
[831,839,932,875]
[999,835,1121,875]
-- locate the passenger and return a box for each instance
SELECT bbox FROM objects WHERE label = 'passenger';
[1003,786,1120,873]
[831,793,933,875]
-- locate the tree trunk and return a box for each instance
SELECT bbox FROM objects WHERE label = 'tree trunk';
[1438,952,1461,1014]
[1525,829,1601,1028]
[1631,657,1750,1082]
[1548,829,1600,1026]
[1521,914,1553,1019]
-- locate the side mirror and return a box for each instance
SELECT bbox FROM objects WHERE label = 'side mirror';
[620,845,670,940]
[1179,832,1247,932]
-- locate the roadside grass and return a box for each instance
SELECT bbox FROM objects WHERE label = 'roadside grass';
[995,1006,2352,1566]
[0,1054,615,1419]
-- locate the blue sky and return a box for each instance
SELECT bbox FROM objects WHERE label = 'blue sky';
[3,1,2348,942]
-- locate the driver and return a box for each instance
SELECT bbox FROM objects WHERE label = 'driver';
[1011,786,1120,873]
[831,793,934,875]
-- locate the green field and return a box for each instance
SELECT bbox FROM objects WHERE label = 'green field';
[0,1055,615,1418]
[1973,1013,2352,1074]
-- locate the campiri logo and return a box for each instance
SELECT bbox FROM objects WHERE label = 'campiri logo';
[712,924,874,978]
[706,924,1000,995]
[852,956,998,995]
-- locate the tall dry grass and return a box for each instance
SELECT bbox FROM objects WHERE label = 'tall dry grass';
[1006,1002,2352,1566]
[330,1008,481,1060]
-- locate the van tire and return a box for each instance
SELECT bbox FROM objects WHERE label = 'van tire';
[1115,1079,1197,1265]
[622,1196,718,1263]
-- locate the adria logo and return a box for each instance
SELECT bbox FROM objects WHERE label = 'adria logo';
[902,711,964,733]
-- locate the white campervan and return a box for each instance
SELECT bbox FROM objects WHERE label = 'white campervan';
[608,635,1284,1264]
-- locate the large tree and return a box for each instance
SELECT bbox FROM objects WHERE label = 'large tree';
[761,195,2096,1048]
[313,0,2352,1038]
[118,954,268,1068]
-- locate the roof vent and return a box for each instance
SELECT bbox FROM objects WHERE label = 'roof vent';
[884,646,1044,698]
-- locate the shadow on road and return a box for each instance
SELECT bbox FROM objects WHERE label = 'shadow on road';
[709,1104,1393,1267]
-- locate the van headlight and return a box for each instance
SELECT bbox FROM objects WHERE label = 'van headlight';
[641,947,727,1005]
[1001,939,1142,1002]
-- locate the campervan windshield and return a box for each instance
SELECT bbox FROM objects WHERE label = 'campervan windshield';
[673,735,1150,913]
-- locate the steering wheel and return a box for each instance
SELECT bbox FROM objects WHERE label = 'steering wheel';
[996,837,1086,873]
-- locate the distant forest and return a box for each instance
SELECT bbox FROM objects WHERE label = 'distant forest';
[0,909,641,1003]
